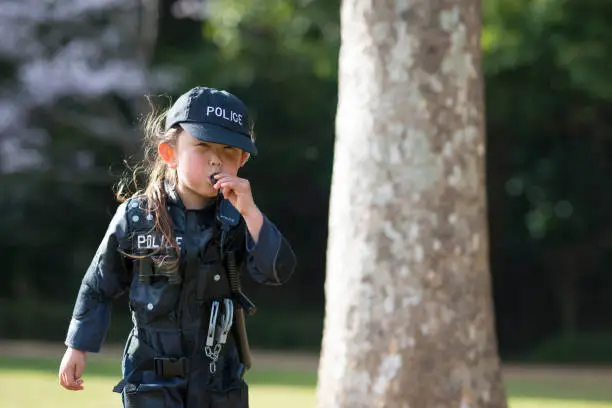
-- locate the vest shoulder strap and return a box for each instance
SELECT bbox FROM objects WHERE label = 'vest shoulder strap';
[125,196,156,234]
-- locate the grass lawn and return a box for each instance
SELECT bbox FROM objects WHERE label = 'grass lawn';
[1,356,611,408]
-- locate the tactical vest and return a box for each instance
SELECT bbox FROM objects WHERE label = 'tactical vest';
[121,196,253,372]
[124,196,236,298]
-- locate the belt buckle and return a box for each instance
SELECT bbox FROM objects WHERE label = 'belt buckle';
[154,356,189,378]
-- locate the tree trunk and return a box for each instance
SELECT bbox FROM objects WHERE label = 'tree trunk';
[317,1,507,407]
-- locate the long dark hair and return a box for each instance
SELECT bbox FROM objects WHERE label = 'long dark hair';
[115,97,181,264]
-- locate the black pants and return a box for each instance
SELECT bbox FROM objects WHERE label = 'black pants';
[121,376,249,408]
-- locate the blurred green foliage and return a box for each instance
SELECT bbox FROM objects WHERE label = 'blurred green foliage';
[526,332,612,364]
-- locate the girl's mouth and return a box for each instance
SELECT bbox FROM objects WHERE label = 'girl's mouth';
[209,172,220,185]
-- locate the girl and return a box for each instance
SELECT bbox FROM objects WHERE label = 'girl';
[58,86,297,408]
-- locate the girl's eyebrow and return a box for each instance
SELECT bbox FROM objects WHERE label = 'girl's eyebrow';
[196,142,234,148]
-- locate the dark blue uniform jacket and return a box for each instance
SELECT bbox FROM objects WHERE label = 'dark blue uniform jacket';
[64,189,296,408]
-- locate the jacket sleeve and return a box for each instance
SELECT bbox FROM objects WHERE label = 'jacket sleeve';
[244,214,296,286]
[64,202,132,352]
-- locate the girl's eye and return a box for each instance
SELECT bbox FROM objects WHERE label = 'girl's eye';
[224,147,240,154]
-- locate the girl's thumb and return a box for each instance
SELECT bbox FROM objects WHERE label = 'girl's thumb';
[74,362,84,379]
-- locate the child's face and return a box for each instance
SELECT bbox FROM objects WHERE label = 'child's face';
[163,129,249,199]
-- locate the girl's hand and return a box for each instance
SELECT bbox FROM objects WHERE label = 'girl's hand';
[59,347,87,391]
[213,173,264,242]
[213,173,258,217]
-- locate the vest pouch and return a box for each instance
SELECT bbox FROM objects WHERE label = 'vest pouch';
[208,380,249,408]
[207,345,243,392]
[130,268,181,325]
[122,378,186,408]
[152,257,182,285]
[196,262,232,302]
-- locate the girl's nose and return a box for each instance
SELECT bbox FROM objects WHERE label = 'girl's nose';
[209,154,222,167]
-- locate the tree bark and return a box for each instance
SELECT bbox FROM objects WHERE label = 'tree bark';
[317,0,507,407]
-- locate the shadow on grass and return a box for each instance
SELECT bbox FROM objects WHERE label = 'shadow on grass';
[2,356,612,404]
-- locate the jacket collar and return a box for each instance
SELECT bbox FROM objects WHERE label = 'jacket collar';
[164,180,217,212]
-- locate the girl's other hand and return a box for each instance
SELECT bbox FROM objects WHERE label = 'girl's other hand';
[58,347,87,391]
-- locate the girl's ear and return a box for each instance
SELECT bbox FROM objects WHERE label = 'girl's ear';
[158,142,177,168]
[239,151,250,167]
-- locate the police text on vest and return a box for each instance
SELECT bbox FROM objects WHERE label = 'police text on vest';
[137,233,183,250]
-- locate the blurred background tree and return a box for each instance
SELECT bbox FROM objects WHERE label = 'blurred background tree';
[1,0,611,364]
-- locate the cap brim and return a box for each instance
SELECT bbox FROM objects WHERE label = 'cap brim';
[180,122,258,155]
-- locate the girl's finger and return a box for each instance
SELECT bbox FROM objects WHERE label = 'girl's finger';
[63,365,75,385]
[75,362,84,379]
[61,377,83,391]
[65,373,84,391]
[70,363,78,383]
[216,178,237,189]
[213,173,233,183]
[218,181,238,192]
[214,178,234,189]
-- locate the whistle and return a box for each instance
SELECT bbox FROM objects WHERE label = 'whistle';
[209,173,218,186]
[210,173,223,198]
